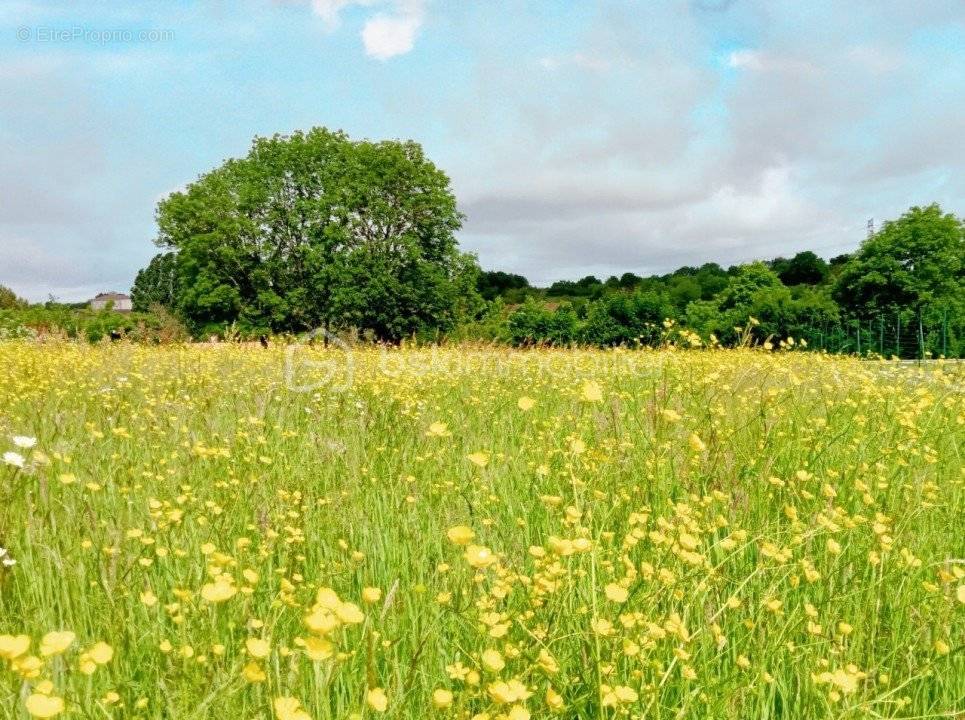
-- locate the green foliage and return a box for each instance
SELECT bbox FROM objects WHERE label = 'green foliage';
[494,210,961,355]
[683,299,722,338]
[505,289,675,347]
[0,284,26,309]
[506,298,579,345]
[716,262,783,310]
[131,253,179,311]
[678,267,840,346]
[834,204,964,316]
[619,272,643,288]
[152,127,480,340]
[745,286,839,342]
[772,251,829,286]
[547,275,604,298]
[581,290,675,345]
[113,187,961,357]
[477,270,529,301]
[0,305,188,343]
[693,263,730,298]
[667,276,702,311]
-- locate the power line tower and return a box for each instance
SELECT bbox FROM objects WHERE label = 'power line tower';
[867,218,875,239]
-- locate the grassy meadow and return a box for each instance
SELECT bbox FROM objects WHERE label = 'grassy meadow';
[0,342,962,719]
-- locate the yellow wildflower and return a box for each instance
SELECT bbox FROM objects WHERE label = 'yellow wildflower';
[25,694,65,718]
[481,648,505,673]
[464,545,497,568]
[367,688,388,713]
[467,452,489,468]
[604,583,629,603]
[447,526,476,545]
[246,638,271,659]
[581,380,603,402]
[432,689,453,709]
[39,631,75,657]
[273,697,311,720]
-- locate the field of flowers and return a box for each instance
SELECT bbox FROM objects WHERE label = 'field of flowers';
[0,342,962,719]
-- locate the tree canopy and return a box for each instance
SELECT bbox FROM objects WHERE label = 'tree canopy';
[116,170,960,357]
[131,253,179,312]
[479,205,961,355]
[152,127,480,339]
[0,284,26,310]
[772,251,829,286]
[477,271,529,301]
[833,204,963,316]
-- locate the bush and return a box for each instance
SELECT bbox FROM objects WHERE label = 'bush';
[581,290,674,346]
[507,299,579,345]
[0,305,189,344]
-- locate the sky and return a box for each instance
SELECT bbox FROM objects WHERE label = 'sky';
[1,0,963,302]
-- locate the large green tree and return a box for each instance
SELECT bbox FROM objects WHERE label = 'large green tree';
[152,127,480,339]
[833,204,963,317]
[131,252,179,311]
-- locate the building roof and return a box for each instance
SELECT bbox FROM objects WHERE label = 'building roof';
[92,292,131,300]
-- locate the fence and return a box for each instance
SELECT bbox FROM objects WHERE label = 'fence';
[795,307,960,359]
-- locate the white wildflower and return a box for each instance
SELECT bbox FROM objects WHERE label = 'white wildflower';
[3,451,25,468]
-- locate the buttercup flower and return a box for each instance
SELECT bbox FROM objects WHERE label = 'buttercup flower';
[367,687,388,712]
[40,631,76,657]
[447,525,475,545]
[25,694,64,718]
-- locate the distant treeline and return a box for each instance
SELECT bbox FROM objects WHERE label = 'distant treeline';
[469,204,963,357]
[2,203,962,357]
[2,127,962,356]
[128,128,963,356]
[477,250,836,305]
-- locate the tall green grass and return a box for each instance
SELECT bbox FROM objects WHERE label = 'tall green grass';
[0,342,962,719]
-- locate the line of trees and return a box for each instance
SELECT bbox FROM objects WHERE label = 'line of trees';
[479,204,964,356]
[122,170,965,356]
[6,126,961,355]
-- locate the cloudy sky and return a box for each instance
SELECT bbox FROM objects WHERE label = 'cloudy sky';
[1,1,962,301]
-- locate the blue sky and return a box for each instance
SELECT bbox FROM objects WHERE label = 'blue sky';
[1,0,962,301]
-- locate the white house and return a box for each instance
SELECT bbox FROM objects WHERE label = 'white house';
[90,292,133,312]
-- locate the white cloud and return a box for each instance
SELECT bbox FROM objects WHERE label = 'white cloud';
[538,52,614,72]
[727,49,762,70]
[311,0,368,29]
[846,45,902,75]
[361,0,424,60]
[309,0,424,58]
[703,166,805,230]
[443,0,964,283]
[727,48,817,76]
